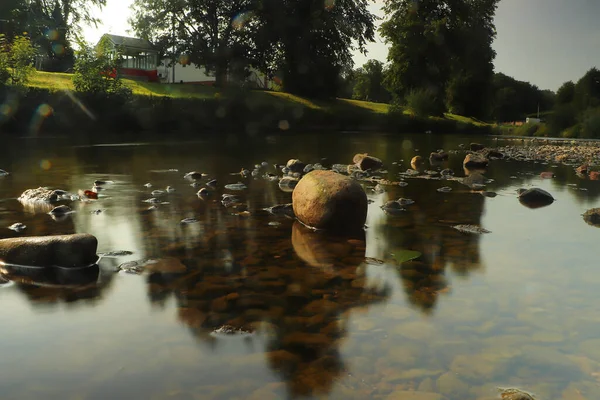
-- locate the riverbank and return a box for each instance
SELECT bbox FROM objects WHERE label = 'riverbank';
[0,72,495,140]
[496,137,600,167]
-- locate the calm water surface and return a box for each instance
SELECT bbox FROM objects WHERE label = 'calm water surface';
[0,133,599,400]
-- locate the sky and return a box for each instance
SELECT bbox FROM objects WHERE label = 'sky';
[82,0,600,91]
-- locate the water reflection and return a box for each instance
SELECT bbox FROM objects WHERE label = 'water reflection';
[1,135,600,399]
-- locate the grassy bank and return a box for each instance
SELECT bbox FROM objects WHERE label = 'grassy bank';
[0,71,494,139]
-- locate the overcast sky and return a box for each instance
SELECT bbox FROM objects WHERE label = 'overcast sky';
[83,0,600,91]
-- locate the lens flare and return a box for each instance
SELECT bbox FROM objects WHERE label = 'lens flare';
[325,0,335,10]
[52,43,65,56]
[40,160,52,170]
[278,120,290,131]
[37,104,53,118]
[45,29,59,41]
[232,11,255,30]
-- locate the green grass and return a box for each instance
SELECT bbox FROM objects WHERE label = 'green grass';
[26,71,489,128]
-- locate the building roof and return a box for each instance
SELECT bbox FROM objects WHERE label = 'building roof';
[100,34,156,52]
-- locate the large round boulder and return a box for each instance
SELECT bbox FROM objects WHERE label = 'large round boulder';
[292,170,367,232]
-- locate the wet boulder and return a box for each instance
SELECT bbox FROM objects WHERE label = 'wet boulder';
[463,153,489,169]
[576,165,589,175]
[286,159,306,174]
[0,233,98,268]
[470,143,485,151]
[583,208,600,227]
[292,170,367,232]
[353,153,384,171]
[517,188,554,209]
[429,151,448,163]
[410,156,424,170]
[19,187,63,203]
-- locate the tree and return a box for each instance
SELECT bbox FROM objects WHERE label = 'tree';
[257,0,376,98]
[351,59,391,103]
[0,0,27,40]
[573,67,600,112]
[556,81,575,105]
[24,0,106,71]
[381,0,499,118]
[130,0,257,87]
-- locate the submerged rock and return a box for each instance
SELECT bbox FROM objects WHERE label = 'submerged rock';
[278,177,299,192]
[353,153,384,171]
[263,203,295,218]
[224,182,247,191]
[517,188,554,209]
[583,208,600,227]
[462,172,486,188]
[292,170,367,232]
[0,169,9,177]
[498,388,535,400]
[0,233,98,268]
[453,224,491,234]
[8,223,26,232]
[381,200,405,214]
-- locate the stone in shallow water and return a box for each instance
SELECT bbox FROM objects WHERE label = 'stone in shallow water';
[452,224,491,234]
[437,372,470,398]
[385,391,446,400]
[0,233,98,268]
[583,208,600,227]
[292,170,367,232]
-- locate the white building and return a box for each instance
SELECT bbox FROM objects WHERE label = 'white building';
[158,59,278,89]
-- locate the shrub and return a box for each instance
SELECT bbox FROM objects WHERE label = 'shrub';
[405,88,443,117]
[579,107,600,139]
[547,104,577,136]
[73,38,132,102]
[0,34,36,88]
[510,123,540,137]
[561,125,580,138]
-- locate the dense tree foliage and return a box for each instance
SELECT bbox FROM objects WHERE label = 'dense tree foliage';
[130,0,257,87]
[556,81,575,105]
[256,0,376,98]
[352,59,391,103]
[491,72,554,122]
[380,0,499,118]
[0,34,37,88]
[0,0,105,72]
[130,0,375,96]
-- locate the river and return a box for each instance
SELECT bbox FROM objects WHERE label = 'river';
[0,132,599,400]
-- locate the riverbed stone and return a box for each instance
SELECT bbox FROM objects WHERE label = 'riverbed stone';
[436,372,469,398]
[292,170,367,232]
[470,143,485,151]
[411,156,424,169]
[19,187,63,203]
[429,152,449,163]
[353,153,384,171]
[583,208,600,227]
[286,159,306,173]
[517,188,554,208]
[385,390,446,400]
[463,153,489,169]
[0,233,98,268]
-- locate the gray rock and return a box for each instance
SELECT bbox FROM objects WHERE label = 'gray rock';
[517,188,554,209]
[286,159,306,174]
[19,187,62,203]
[0,233,98,268]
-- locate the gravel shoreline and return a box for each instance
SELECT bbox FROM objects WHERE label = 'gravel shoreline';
[494,138,600,166]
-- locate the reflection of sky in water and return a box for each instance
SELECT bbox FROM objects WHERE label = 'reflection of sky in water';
[0,133,599,399]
